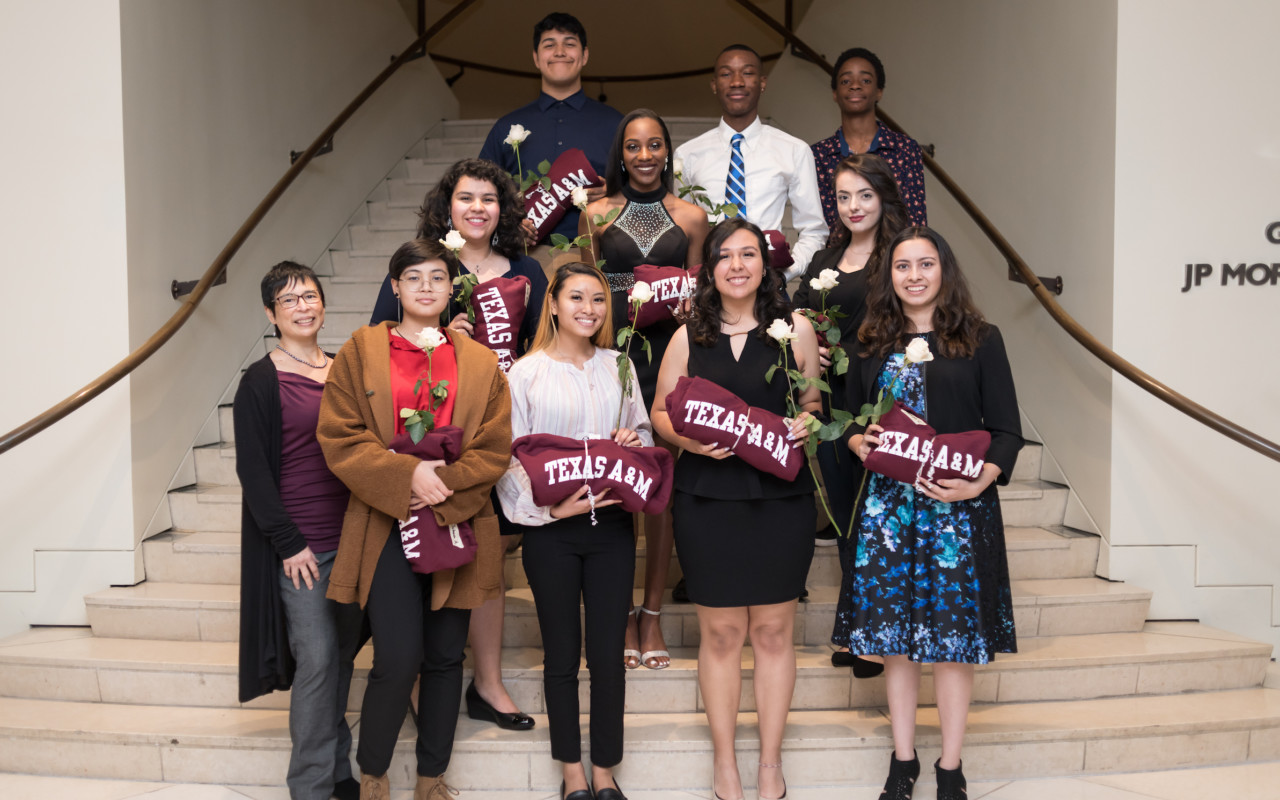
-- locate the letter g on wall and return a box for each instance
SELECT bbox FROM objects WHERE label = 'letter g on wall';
[1267,222,1280,245]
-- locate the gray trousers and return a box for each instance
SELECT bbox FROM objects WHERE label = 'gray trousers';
[279,548,365,800]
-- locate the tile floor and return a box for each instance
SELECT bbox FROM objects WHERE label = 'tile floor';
[3,762,1280,800]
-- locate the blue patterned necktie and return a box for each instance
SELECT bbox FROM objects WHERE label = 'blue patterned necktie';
[725,132,746,218]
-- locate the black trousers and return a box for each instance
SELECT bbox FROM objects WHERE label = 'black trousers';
[521,507,635,767]
[358,529,472,778]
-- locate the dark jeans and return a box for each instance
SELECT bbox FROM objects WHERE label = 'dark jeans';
[278,549,364,800]
[358,530,472,778]
[521,508,635,767]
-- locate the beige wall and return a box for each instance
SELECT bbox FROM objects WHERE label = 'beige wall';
[0,3,137,636]
[0,0,457,638]
[1107,0,1280,646]
[765,0,1119,537]
[418,0,812,119]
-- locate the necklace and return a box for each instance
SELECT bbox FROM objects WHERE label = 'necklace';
[275,344,327,369]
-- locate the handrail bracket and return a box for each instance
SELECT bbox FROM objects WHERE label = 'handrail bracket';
[291,135,333,165]
[1007,261,1063,296]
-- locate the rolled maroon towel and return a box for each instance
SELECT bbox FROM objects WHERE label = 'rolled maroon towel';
[664,375,802,481]
[863,401,991,485]
[387,425,476,574]
[630,264,697,328]
[523,149,602,242]
[469,275,530,372]
[511,433,674,516]
[762,230,793,270]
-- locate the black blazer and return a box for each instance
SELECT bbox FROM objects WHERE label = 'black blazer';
[843,324,1023,485]
[233,355,309,702]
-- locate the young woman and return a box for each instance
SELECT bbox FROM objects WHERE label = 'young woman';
[791,153,909,673]
[651,218,821,800]
[580,108,709,672]
[497,262,652,800]
[235,261,364,800]
[318,239,511,800]
[371,158,546,731]
[842,227,1022,800]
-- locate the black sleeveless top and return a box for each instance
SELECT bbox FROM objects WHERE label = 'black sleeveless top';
[674,326,817,500]
[599,184,689,273]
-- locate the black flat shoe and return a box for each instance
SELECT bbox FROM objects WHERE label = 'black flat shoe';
[830,650,886,678]
[594,780,627,800]
[332,776,360,800]
[561,779,594,800]
[465,680,535,731]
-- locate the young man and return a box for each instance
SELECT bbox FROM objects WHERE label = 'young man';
[675,44,827,281]
[479,12,622,261]
[811,47,928,235]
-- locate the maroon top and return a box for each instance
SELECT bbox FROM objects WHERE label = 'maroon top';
[277,371,350,553]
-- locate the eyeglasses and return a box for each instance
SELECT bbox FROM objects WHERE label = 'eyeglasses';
[398,274,451,291]
[274,291,321,309]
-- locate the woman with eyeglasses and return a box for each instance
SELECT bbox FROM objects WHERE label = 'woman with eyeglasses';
[318,239,512,800]
[235,261,364,800]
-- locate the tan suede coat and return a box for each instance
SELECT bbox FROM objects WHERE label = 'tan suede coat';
[319,322,511,610]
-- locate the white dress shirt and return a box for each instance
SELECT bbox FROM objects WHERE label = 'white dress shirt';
[496,348,654,526]
[675,117,828,280]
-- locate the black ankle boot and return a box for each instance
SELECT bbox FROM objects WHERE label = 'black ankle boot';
[934,759,966,800]
[877,751,919,800]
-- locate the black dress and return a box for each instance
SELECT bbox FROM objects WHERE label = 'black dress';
[599,184,689,411]
[672,328,817,607]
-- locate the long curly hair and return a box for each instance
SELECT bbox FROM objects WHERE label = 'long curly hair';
[416,158,526,259]
[687,217,793,348]
[526,262,615,355]
[826,153,910,266]
[859,226,987,360]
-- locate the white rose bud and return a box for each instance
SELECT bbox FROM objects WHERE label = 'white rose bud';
[415,326,447,352]
[809,276,826,291]
[904,337,934,364]
[766,318,797,343]
[503,124,530,146]
[629,280,654,304]
[818,268,841,291]
[439,230,466,253]
[672,156,684,178]
[571,185,590,210]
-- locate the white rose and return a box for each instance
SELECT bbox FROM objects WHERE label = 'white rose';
[503,124,530,146]
[672,156,684,179]
[818,268,841,292]
[439,230,466,252]
[765,318,797,343]
[809,276,826,292]
[629,281,654,304]
[904,337,934,364]
[571,185,590,210]
[415,326,447,352]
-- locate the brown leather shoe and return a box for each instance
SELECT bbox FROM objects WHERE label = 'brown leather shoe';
[360,773,390,800]
[415,774,459,800]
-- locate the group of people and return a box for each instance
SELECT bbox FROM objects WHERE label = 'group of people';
[235,11,1022,800]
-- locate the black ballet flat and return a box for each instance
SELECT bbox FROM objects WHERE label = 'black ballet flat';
[465,680,535,731]
[595,780,627,800]
[561,779,595,800]
[831,650,886,678]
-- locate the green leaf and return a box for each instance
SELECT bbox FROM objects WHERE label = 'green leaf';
[549,233,570,248]
[721,203,740,218]
[616,328,630,347]
[413,378,424,395]
[603,207,621,224]
[825,327,841,346]
[537,159,551,175]
[641,338,652,364]
[571,234,592,248]
[809,376,832,394]
[407,419,425,445]
[831,408,854,425]
[595,258,606,269]
[399,408,415,418]
[804,435,819,458]
[540,176,552,191]
[765,363,779,384]
[872,393,895,417]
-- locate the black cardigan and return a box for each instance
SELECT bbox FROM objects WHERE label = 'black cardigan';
[234,355,310,702]
[843,324,1023,486]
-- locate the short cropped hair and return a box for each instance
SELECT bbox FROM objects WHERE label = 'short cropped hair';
[260,261,324,308]
[718,43,762,64]
[533,12,587,50]
[831,47,885,91]
[387,239,460,282]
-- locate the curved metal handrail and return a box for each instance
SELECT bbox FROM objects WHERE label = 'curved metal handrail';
[0,0,477,456]
[430,51,782,84]
[732,0,1280,463]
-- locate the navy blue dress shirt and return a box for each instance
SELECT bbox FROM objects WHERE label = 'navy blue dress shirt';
[479,90,623,241]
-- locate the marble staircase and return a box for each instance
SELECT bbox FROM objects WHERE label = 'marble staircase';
[1,119,1277,792]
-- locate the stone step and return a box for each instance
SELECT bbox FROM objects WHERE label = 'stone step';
[998,479,1069,527]
[329,249,390,278]
[368,199,422,231]
[318,275,383,309]
[83,576,1149,644]
[440,119,495,139]
[0,624,1266,712]
[145,524,1093,590]
[404,156,458,186]
[348,224,414,256]
[1,687,1277,787]
[425,136,484,160]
